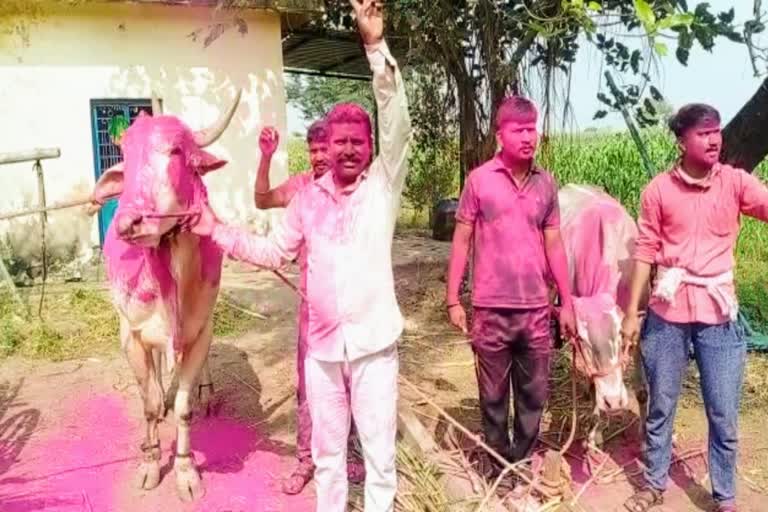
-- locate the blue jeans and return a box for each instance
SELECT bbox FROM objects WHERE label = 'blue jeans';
[641,309,746,505]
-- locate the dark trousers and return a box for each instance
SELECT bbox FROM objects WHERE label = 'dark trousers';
[471,307,553,465]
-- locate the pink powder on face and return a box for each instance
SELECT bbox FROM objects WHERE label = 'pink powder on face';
[327,121,373,184]
[497,120,538,163]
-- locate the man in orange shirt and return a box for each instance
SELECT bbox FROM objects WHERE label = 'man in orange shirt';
[621,104,768,512]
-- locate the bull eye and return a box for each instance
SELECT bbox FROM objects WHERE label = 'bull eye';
[170,147,183,156]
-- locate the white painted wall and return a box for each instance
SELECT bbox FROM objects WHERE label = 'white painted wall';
[0,3,289,261]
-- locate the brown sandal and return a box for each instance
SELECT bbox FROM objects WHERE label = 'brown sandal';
[716,505,737,512]
[282,459,315,495]
[623,487,663,512]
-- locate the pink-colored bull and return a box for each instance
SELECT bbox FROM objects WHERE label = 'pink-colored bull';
[558,184,640,414]
[89,91,241,501]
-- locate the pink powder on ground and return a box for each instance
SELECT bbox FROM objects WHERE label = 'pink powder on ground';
[2,393,315,511]
[0,394,134,512]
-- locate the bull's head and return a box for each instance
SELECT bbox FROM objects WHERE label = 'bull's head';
[572,294,629,414]
[91,90,241,247]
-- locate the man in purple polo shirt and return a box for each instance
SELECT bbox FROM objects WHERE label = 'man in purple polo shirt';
[446,95,576,480]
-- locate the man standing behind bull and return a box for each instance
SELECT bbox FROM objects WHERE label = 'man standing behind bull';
[621,104,768,512]
[445,96,576,482]
[251,123,366,495]
[191,1,410,510]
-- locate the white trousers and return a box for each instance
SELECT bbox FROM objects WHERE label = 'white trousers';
[306,344,399,512]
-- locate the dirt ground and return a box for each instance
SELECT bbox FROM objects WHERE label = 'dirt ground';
[1,230,767,511]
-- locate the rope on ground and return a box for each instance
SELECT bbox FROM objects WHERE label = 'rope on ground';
[219,296,269,320]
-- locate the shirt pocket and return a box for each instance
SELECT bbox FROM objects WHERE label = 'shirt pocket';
[705,191,738,237]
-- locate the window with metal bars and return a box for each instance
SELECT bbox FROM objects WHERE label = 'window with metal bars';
[89,99,153,244]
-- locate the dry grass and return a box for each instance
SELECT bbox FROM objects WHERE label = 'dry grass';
[0,283,266,360]
[393,238,768,509]
[0,286,119,360]
[344,436,455,512]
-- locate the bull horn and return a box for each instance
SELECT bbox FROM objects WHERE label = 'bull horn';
[151,91,163,115]
[193,88,242,148]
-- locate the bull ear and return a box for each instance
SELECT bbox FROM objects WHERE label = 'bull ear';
[196,157,227,175]
[91,163,124,204]
[189,149,227,176]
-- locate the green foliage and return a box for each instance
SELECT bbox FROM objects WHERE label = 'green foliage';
[299,0,750,180]
[286,74,374,123]
[0,285,269,359]
[541,127,678,215]
[403,138,460,220]
[588,1,742,125]
[287,137,310,176]
[108,114,129,145]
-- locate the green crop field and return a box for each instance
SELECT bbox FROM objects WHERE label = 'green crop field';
[288,128,768,331]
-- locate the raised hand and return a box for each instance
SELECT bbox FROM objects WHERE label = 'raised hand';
[349,0,383,46]
[259,127,279,158]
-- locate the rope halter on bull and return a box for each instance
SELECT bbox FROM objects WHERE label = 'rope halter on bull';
[564,306,650,486]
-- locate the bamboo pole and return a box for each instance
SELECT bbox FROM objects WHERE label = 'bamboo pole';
[0,196,107,221]
[0,148,60,165]
[34,160,48,317]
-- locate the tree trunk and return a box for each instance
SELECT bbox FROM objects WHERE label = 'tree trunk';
[458,84,482,190]
[721,76,768,172]
[457,84,499,190]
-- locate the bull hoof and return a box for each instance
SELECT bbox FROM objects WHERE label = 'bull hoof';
[135,461,161,490]
[175,459,205,501]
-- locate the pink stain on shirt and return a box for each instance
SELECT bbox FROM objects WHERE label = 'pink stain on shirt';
[209,39,410,364]
[455,155,560,308]
[279,171,315,294]
[635,163,768,324]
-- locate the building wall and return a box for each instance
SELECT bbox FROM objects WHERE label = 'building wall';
[0,3,290,262]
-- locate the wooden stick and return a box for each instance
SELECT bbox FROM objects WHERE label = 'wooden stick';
[0,147,60,165]
[220,297,268,320]
[0,196,94,221]
[271,268,306,300]
[399,375,557,499]
[571,449,610,505]
[223,368,262,396]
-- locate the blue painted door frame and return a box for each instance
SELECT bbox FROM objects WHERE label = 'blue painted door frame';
[89,99,153,244]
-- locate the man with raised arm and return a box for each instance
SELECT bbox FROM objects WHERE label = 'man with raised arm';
[191,1,410,510]
[251,123,365,495]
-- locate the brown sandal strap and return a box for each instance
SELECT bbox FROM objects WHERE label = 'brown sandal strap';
[624,488,663,512]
